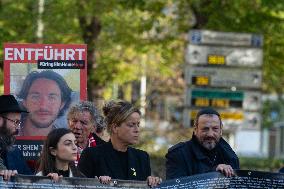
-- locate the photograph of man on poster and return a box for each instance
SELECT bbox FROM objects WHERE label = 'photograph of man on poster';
[16,70,76,136]
[8,64,82,137]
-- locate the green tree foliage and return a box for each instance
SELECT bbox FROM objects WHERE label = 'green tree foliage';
[0,0,283,127]
[1,0,283,97]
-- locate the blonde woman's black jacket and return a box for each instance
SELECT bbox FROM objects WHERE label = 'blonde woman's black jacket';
[78,141,151,181]
[166,135,239,180]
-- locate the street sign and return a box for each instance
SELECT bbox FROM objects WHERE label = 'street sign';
[186,44,263,67]
[185,66,262,89]
[185,88,262,111]
[183,30,263,132]
[189,30,263,47]
[184,109,261,129]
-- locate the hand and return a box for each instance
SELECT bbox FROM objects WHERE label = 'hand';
[147,176,162,188]
[99,176,111,184]
[216,164,234,177]
[0,170,18,181]
[47,173,63,182]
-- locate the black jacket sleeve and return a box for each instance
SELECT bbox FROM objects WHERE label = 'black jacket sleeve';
[78,147,96,178]
[144,152,151,178]
[230,156,240,170]
[165,148,189,180]
[219,138,240,170]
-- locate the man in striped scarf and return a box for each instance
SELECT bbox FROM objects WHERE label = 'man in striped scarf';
[67,101,107,165]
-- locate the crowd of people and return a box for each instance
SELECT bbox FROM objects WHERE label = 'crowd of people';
[0,93,283,187]
[0,95,162,187]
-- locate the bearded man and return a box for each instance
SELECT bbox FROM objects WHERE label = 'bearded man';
[0,95,32,180]
[165,108,239,179]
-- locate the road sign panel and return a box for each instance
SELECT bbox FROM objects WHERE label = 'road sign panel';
[186,44,263,67]
[185,88,261,111]
[185,66,262,89]
[189,30,263,47]
[184,30,263,131]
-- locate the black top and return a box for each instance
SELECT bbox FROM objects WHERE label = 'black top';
[113,149,128,180]
[56,169,69,177]
[70,162,85,177]
[78,141,151,181]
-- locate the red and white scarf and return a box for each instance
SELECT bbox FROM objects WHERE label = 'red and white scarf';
[75,134,97,166]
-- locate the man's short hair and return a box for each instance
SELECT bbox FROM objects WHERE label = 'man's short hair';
[194,107,222,128]
[17,70,72,116]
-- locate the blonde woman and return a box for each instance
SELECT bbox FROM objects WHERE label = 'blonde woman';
[78,100,161,187]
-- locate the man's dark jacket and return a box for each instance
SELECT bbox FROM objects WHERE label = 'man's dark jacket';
[166,135,239,180]
[78,142,151,181]
[4,147,32,175]
[91,133,107,146]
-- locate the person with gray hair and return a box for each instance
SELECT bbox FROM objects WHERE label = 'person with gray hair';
[67,101,106,165]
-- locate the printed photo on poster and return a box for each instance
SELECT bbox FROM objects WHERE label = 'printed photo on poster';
[10,65,81,136]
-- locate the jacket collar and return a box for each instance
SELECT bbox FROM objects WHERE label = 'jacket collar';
[191,135,211,160]
[190,134,237,161]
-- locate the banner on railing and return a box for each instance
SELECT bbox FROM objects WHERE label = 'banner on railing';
[0,170,283,189]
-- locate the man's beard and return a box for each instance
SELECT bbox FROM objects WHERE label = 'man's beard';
[0,120,16,152]
[199,136,220,151]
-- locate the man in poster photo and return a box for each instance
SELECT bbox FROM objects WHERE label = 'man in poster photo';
[17,70,72,136]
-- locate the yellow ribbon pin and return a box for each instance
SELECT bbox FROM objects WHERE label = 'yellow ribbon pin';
[130,168,136,176]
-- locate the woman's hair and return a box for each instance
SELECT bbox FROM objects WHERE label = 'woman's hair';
[102,100,141,133]
[37,128,72,176]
